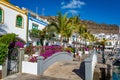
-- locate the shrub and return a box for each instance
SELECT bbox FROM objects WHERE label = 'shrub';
[64,47,74,53]
[29,29,40,38]
[84,47,89,51]
[0,43,8,65]
[25,45,35,56]
[28,45,72,62]
[40,45,65,59]
[15,41,24,48]
[0,33,16,45]
[29,56,38,62]
[9,41,24,48]
[0,33,16,65]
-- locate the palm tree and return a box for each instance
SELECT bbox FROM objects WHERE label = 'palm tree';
[46,12,73,45]
[99,38,107,46]
[82,32,94,46]
[71,16,88,49]
[3,0,9,2]
[38,28,49,46]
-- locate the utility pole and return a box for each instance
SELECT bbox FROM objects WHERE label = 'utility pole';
[36,7,39,19]
[117,26,120,54]
[41,8,45,16]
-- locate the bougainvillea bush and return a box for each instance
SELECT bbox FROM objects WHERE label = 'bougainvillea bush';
[15,41,24,48]
[40,45,63,59]
[9,41,24,48]
[29,56,38,62]
[25,45,35,56]
[85,47,89,51]
[29,45,73,62]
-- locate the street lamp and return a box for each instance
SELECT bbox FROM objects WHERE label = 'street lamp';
[101,45,105,64]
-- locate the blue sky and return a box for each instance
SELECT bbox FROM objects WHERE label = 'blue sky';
[10,0,120,26]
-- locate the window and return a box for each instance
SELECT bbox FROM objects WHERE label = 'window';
[16,15,23,28]
[0,8,3,23]
[106,42,112,46]
[32,23,38,29]
[108,42,112,46]
[36,41,40,46]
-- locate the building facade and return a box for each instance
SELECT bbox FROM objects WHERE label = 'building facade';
[27,10,49,46]
[0,0,28,42]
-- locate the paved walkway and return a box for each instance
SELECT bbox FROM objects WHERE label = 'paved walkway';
[2,73,68,80]
[1,54,89,80]
[2,61,83,80]
[1,53,108,80]
[44,61,83,80]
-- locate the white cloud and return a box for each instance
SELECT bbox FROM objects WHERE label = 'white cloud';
[61,0,85,9]
[66,10,80,15]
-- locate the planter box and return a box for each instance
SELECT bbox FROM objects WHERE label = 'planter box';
[22,61,37,75]
[85,51,89,54]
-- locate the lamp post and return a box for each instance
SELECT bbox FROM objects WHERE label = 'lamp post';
[101,45,105,64]
[72,33,78,53]
[72,35,76,53]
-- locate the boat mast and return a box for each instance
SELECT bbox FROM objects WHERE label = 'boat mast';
[118,26,120,48]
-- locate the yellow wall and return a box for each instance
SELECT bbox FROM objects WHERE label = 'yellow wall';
[0,0,27,15]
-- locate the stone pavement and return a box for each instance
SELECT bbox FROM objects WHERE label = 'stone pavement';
[43,54,89,80]
[43,61,83,80]
[1,73,68,80]
[2,61,83,80]
[1,54,89,80]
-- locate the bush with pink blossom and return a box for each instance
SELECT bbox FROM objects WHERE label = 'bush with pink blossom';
[40,45,63,59]
[29,45,73,62]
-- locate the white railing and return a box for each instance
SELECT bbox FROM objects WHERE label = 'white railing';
[37,52,73,75]
[84,50,97,80]
[22,52,73,75]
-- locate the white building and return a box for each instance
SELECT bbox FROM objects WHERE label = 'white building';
[93,32,119,52]
[0,0,28,42]
[27,10,49,46]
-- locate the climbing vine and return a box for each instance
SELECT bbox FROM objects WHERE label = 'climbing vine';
[0,33,16,64]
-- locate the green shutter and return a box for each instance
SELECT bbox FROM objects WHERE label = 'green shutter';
[32,24,38,29]
[0,9,3,23]
[16,16,22,27]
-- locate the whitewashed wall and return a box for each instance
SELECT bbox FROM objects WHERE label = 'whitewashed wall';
[0,65,2,70]
[28,18,47,42]
[91,53,97,80]
[22,61,37,75]
[0,4,27,42]
[22,52,73,75]
[84,51,97,80]
[29,19,46,30]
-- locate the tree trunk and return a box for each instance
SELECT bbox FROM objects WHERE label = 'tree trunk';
[60,37,63,46]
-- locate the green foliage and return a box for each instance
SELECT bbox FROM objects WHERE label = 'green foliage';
[0,33,16,64]
[25,44,35,56]
[0,43,8,65]
[97,38,107,46]
[0,33,16,45]
[3,0,9,2]
[65,47,74,52]
[46,12,74,43]
[29,29,40,38]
